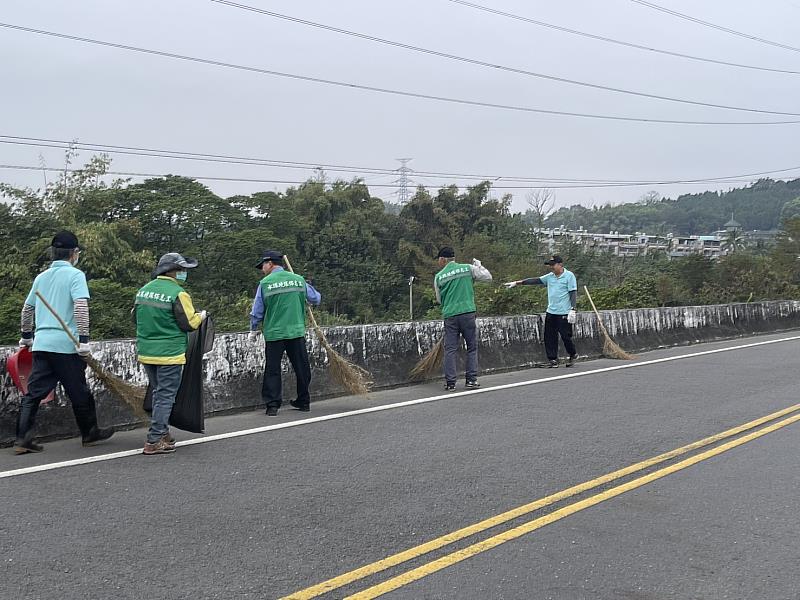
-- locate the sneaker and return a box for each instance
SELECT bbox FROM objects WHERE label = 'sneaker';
[566,354,577,368]
[290,400,310,412]
[465,380,481,389]
[82,426,115,447]
[266,407,279,416]
[548,360,559,368]
[161,433,176,449]
[142,439,176,455]
[13,440,44,455]
[444,382,456,391]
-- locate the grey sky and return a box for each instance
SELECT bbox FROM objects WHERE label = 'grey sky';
[1,0,798,214]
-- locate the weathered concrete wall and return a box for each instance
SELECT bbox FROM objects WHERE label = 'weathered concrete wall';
[2,300,800,445]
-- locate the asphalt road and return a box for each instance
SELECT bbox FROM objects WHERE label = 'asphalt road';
[2,331,800,600]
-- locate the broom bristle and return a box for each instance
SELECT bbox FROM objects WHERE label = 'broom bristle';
[601,335,636,360]
[409,338,444,380]
[86,357,149,420]
[314,325,372,395]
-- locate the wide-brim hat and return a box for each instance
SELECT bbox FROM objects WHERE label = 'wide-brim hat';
[153,252,199,276]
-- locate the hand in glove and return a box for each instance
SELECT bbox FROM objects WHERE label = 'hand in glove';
[76,343,92,357]
[567,309,577,324]
[503,281,518,289]
[18,337,33,348]
[472,258,482,268]
[247,330,262,343]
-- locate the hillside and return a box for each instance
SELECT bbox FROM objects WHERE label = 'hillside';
[544,178,800,235]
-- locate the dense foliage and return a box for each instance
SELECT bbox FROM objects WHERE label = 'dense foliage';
[544,179,800,235]
[2,154,800,344]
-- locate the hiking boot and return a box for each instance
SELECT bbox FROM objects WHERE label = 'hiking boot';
[465,380,481,389]
[566,354,577,368]
[444,382,456,391]
[548,360,559,368]
[142,439,176,455]
[290,400,310,412]
[82,426,115,447]
[266,407,279,416]
[14,440,44,455]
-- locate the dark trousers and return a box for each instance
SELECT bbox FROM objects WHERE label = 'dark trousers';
[443,312,479,384]
[15,351,98,443]
[544,312,576,361]
[262,337,312,409]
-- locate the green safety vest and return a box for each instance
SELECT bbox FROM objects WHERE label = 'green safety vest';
[260,270,308,341]
[435,261,476,318]
[135,276,199,364]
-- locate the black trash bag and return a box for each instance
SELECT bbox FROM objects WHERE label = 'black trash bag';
[143,316,215,433]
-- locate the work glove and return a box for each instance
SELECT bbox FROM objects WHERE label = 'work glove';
[199,310,208,322]
[567,310,577,324]
[247,330,262,343]
[18,337,33,348]
[503,281,518,289]
[472,258,482,268]
[76,343,92,357]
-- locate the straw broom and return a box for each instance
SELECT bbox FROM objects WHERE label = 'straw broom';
[282,256,372,395]
[35,291,149,419]
[409,337,443,381]
[583,286,636,360]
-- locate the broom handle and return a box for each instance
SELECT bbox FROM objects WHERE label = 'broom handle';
[35,291,80,347]
[582,286,611,338]
[282,255,321,329]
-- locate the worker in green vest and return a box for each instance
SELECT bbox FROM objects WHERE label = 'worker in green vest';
[434,246,492,391]
[248,250,321,416]
[135,253,206,455]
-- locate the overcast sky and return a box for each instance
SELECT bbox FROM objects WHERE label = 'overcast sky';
[1,0,799,213]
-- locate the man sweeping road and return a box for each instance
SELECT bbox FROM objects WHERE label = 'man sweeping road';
[14,230,114,454]
[505,255,578,368]
[135,253,206,455]
[434,246,492,390]
[249,251,321,416]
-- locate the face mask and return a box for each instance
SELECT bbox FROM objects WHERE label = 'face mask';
[71,253,80,267]
[176,271,188,282]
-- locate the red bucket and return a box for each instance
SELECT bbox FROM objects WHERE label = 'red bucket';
[6,347,55,404]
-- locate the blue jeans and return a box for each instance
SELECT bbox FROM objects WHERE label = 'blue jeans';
[143,364,183,443]
[443,312,478,384]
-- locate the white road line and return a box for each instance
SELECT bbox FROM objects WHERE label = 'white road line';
[3,334,800,480]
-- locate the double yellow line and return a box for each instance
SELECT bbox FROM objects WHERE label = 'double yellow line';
[281,403,800,599]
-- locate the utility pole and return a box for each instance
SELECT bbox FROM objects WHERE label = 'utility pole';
[395,158,413,204]
[408,275,415,321]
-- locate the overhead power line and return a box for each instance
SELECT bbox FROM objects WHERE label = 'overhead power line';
[210,0,800,117]
[444,0,800,76]
[1,22,798,126]
[0,163,796,190]
[630,0,800,54]
[4,134,800,186]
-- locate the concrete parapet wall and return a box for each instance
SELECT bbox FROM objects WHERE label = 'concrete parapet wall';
[2,301,799,445]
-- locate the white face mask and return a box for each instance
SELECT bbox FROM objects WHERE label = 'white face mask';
[176,271,188,282]
[71,252,80,267]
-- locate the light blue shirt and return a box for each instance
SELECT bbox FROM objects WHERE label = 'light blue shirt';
[540,269,577,315]
[249,266,321,331]
[25,261,90,354]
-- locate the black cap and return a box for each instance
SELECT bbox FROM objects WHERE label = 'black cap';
[255,250,284,269]
[437,246,455,258]
[544,255,563,265]
[153,252,199,276]
[51,230,79,250]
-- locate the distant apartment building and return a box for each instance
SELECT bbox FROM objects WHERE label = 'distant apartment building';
[534,216,777,259]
